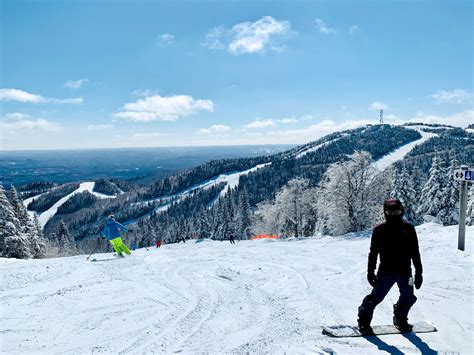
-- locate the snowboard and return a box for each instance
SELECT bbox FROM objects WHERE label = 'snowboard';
[89,258,117,262]
[322,321,437,337]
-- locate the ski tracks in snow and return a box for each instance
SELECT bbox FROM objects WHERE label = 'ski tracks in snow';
[1,224,472,354]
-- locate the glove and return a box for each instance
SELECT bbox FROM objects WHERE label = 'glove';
[414,273,423,289]
[367,270,377,287]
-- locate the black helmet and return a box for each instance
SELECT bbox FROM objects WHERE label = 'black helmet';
[383,198,404,222]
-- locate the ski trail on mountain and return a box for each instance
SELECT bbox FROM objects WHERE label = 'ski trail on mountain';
[373,130,437,171]
[33,182,116,227]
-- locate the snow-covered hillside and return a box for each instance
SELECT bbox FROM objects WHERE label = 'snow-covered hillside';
[373,130,437,171]
[23,182,117,227]
[1,223,472,354]
[135,163,271,214]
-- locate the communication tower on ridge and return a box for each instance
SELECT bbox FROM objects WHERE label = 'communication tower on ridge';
[380,109,384,124]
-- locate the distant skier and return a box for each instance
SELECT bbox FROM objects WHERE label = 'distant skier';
[357,198,423,334]
[156,240,162,248]
[229,234,235,244]
[101,215,131,257]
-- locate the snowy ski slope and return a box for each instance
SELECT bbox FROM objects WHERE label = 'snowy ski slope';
[23,182,118,227]
[372,130,437,171]
[1,223,472,354]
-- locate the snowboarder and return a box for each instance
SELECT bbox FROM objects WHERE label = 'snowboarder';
[357,198,423,334]
[229,234,235,244]
[101,215,131,257]
[156,240,162,248]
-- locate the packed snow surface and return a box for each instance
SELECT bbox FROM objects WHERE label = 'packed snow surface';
[373,131,437,171]
[1,223,472,354]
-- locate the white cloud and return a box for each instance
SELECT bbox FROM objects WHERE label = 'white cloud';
[349,25,360,35]
[410,110,473,128]
[0,88,82,104]
[49,97,83,104]
[64,79,89,89]
[431,89,472,104]
[314,19,336,34]
[0,88,45,103]
[277,117,298,124]
[245,119,277,129]
[369,101,388,110]
[229,16,291,55]
[115,94,214,122]
[203,17,291,55]
[0,113,62,132]
[201,26,226,50]
[87,124,114,130]
[132,89,159,97]
[159,33,175,46]
[199,124,232,134]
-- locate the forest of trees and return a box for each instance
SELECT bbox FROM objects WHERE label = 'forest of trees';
[0,184,47,258]
[1,123,472,258]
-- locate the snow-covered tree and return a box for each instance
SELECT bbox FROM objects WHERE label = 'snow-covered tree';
[253,178,316,238]
[467,183,474,226]
[391,166,418,224]
[234,189,252,240]
[9,186,46,258]
[417,156,445,222]
[411,164,425,202]
[57,221,75,254]
[0,184,31,258]
[317,151,389,236]
[439,158,460,225]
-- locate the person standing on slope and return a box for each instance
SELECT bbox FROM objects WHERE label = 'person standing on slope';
[357,198,423,334]
[229,234,235,244]
[101,215,131,257]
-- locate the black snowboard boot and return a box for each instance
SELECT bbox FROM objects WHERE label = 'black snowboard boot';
[358,318,373,335]
[393,316,413,332]
[393,304,413,332]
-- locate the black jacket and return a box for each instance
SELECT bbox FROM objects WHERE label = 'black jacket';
[368,221,422,276]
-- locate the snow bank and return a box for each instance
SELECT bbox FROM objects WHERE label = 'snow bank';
[0,223,472,354]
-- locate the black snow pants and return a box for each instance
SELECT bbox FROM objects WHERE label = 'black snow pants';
[358,273,417,322]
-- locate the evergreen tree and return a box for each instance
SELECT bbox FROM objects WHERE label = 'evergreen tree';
[235,189,252,240]
[417,156,446,222]
[57,220,75,253]
[411,164,425,203]
[9,186,46,258]
[0,183,31,258]
[391,167,418,224]
[439,158,460,225]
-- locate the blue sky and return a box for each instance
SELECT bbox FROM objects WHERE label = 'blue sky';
[1,0,472,150]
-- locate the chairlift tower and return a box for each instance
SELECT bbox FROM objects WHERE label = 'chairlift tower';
[380,109,384,124]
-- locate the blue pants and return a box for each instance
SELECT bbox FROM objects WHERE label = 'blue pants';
[358,273,417,322]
